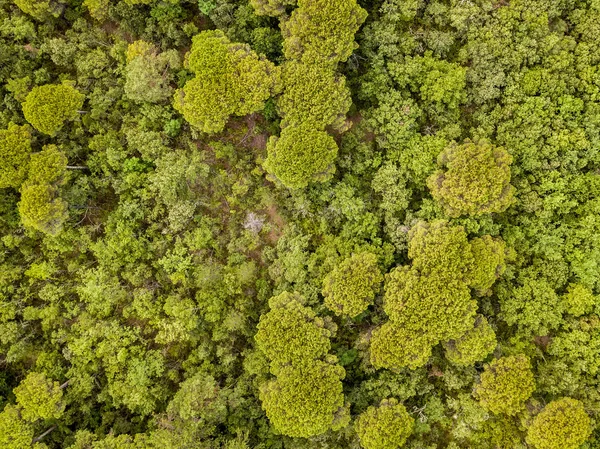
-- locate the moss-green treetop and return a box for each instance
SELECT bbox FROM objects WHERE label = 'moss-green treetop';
[322,252,383,317]
[278,61,352,131]
[27,145,68,185]
[525,397,591,449]
[263,123,338,189]
[18,183,68,236]
[14,372,65,421]
[173,30,280,134]
[355,398,414,449]
[474,355,535,416]
[255,291,333,374]
[281,0,367,63]
[259,359,346,438]
[427,139,515,217]
[443,315,497,366]
[21,83,85,135]
[0,405,34,449]
[0,123,31,189]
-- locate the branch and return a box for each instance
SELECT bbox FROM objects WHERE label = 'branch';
[33,426,56,443]
[66,165,88,170]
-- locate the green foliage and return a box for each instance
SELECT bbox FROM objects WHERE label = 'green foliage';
[21,83,85,135]
[13,372,65,421]
[250,0,295,16]
[322,252,382,317]
[18,183,68,235]
[27,145,67,185]
[277,61,352,131]
[474,355,535,416]
[124,41,181,104]
[0,123,31,189]
[562,284,596,317]
[371,220,505,370]
[525,398,591,449]
[173,30,280,133]
[354,398,414,449]
[0,405,33,449]
[263,123,338,189]
[255,291,332,374]
[281,0,367,63]
[259,359,347,438]
[427,139,515,217]
[167,372,227,423]
[444,315,497,367]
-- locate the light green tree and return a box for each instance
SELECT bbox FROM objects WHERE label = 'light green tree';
[0,405,34,449]
[443,315,497,366]
[427,139,515,217]
[322,252,383,318]
[173,30,280,134]
[525,398,591,449]
[18,183,68,236]
[278,61,352,131]
[14,372,65,421]
[167,372,227,422]
[250,0,295,16]
[474,355,535,416]
[355,398,414,449]
[281,0,367,63]
[27,145,67,185]
[0,123,31,188]
[255,291,332,374]
[263,123,338,189]
[21,83,85,135]
[259,359,347,438]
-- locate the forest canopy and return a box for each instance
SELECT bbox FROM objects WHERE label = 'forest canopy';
[1,0,600,448]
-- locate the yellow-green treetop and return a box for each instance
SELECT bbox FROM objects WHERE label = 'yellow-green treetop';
[27,145,68,185]
[21,83,85,135]
[526,397,591,449]
[263,123,338,189]
[14,372,65,422]
[18,183,68,236]
[0,123,31,189]
[255,291,333,374]
[355,398,414,449]
[0,405,34,449]
[281,0,367,63]
[427,139,515,217]
[322,252,383,318]
[474,355,535,416]
[278,61,352,131]
[259,359,347,438]
[173,30,280,134]
[443,315,497,366]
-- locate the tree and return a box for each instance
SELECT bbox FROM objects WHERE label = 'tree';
[474,355,535,416]
[173,30,280,134]
[14,372,65,421]
[167,372,227,423]
[250,0,295,16]
[18,183,68,236]
[259,359,347,438]
[370,221,505,370]
[0,405,34,449]
[281,0,367,63]
[322,252,383,318]
[355,398,414,449]
[21,83,85,135]
[562,284,596,317]
[263,123,338,189]
[124,41,181,104]
[27,145,67,185]
[427,139,515,217]
[255,291,333,374]
[526,398,591,449]
[443,315,497,366]
[0,123,31,189]
[277,61,352,131]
